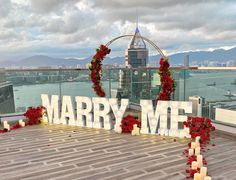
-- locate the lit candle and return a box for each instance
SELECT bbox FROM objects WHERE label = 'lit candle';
[6,124,10,131]
[131,124,140,136]
[195,136,200,145]
[191,142,197,149]
[204,176,211,180]
[131,129,136,135]
[193,173,202,180]
[19,120,25,127]
[3,121,8,127]
[200,167,207,177]
[191,161,198,170]
[21,121,25,127]
[189,149,194,156]
[3,121,10,130]
[197,155,203,168]
[195,146,201,155]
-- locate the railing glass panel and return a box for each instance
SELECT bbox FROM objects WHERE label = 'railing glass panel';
[5,70,61,112]
[1,68,236,127]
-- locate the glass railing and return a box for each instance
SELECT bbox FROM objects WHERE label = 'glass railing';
[1,67,236,127]
[183,68,236,127]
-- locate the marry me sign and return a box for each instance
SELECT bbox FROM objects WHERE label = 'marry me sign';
[41,94,192,138]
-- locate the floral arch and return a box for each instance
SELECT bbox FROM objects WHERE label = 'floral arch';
[89,35,175,100]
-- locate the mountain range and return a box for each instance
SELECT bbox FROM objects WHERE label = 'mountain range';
[0,47,236,68]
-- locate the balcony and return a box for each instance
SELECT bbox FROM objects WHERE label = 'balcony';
[0,67,236,179]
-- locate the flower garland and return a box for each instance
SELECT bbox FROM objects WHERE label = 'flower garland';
[120,115,141,133]
[89,44,111,97]
[0,129,8,133]
[158,58,176,100]
[0,121,26,133]
[183,116,215,179]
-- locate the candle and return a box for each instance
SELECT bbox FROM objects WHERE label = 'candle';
[195,136,200,145]
[204,176,211,180]
[195,146,201,155]
[21,122,25,127]
[191,142,197,149]
[191,161,198,170]
[200,167,207,177]
[132,124,140,136]
[19,120,25,127]
[5,124,10,131]
[3,121,8,126]
[3,121,10,130]
[189,149,194,156]
[197,155,203,168]
[193,173,201,180]
[131,129,136,135]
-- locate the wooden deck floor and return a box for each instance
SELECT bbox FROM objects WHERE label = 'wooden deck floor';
[0,124,235,180]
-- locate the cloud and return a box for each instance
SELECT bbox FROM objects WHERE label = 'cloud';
[0,0,235,60]
[0,0,11,18]
[0,29,17,40]
[29,0,66,14]
[42,9,95,34]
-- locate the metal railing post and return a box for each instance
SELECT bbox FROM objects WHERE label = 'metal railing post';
[130,69,133,102]
[59,68,62,109]
[183,69,186,101]
[108,69,111,98]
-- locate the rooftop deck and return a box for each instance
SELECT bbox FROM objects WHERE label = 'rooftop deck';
[0,124,235,180]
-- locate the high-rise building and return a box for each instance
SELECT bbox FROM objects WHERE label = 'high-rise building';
[184,55,189,67]
[112,27,152,102]
[125,27,148,68]
[189,96,205,117]
[0,69,15,114]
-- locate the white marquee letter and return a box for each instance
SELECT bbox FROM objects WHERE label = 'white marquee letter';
[109,98,129,133]
[169,101,192,137]
[75,96,93,127]
[140,100,162,134]
[61,96,75,125]
[92,97,111,129]
[156,101,192,137]
[41,94,59,124]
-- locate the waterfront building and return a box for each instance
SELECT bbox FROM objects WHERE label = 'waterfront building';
[0,69,15,114]
[184,55,189,67]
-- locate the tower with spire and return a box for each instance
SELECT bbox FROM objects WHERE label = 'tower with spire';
[111,26,151,102]
[125,26,148,68]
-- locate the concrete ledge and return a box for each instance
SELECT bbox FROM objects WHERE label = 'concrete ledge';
[214,122,236,140]
[0,113,25,124]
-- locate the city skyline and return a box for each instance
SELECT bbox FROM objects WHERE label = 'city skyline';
[0,0,236,61]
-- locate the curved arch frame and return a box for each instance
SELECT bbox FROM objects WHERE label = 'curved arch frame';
[105,35,167,59]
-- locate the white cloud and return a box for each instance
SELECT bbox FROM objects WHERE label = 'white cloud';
[0,0,11,18]
[29,0,65,14]
[0,0,235,60]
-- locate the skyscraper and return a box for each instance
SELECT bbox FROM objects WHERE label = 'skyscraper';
[112,27,151,102]
[125,27,148,68]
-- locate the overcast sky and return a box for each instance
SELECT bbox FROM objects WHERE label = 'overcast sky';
[0,0,236,60]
